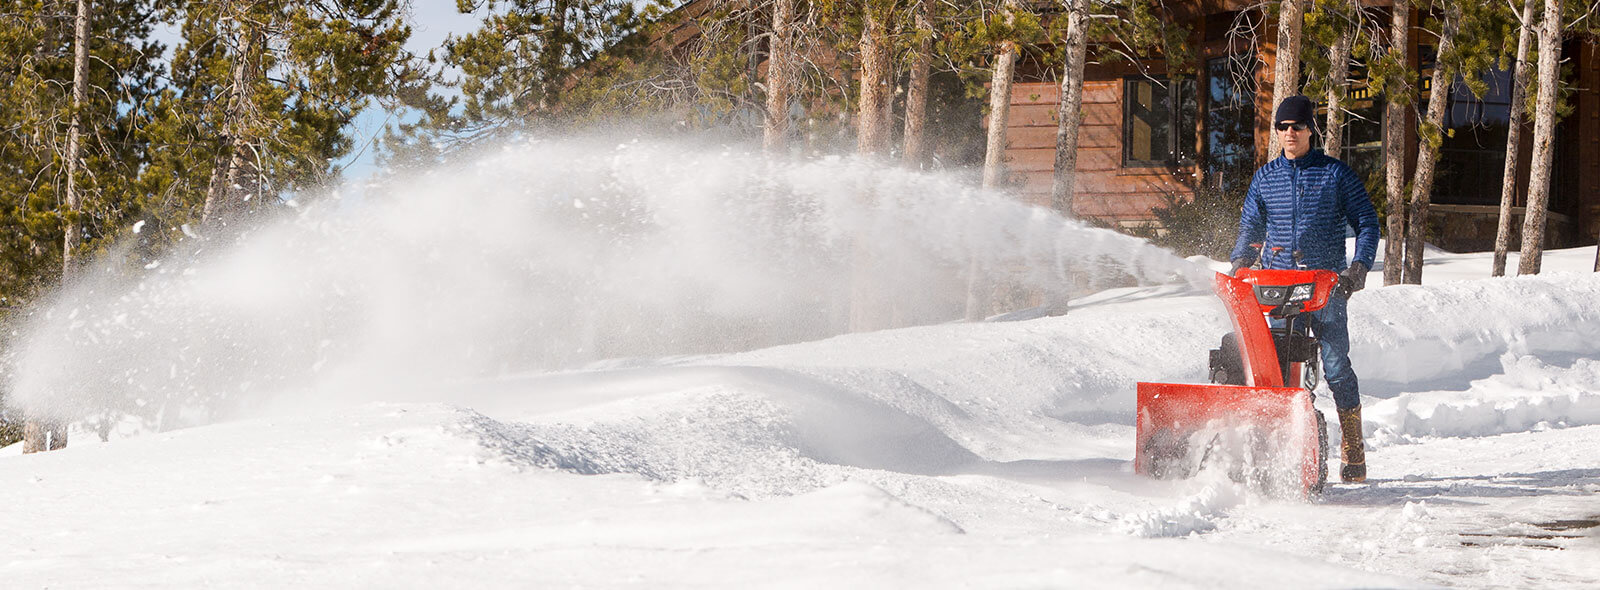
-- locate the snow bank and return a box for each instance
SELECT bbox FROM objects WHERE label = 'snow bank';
[1349,273,1600,388]
[1366,354,1600,444]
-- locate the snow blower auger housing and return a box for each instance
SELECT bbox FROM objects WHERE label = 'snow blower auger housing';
[1135,267,1337,497]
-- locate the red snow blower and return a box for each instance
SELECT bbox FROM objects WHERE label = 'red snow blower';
[1135,259,1336,497]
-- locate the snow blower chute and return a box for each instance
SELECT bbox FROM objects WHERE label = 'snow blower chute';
[1135,264,1337,497]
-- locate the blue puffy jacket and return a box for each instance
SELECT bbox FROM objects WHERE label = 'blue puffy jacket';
[1230,149,1380,271]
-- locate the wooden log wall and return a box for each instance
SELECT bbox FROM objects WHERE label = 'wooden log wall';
[1001,81,1199,226]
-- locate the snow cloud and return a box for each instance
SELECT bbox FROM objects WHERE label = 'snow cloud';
[4,136,1201,431]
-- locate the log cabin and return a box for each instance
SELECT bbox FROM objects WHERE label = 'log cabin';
[1003,1,1599,253]
[641,0,1599,252]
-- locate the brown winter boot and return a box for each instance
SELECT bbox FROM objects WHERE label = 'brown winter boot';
[1338,407,1366,482]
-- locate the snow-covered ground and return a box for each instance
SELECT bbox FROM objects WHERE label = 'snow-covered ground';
[2,142,1598,588]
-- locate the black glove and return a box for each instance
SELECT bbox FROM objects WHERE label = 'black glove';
[1337,261,1368,298]
[1229,259,1252,276]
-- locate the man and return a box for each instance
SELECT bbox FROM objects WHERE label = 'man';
[1230,95,1381,483]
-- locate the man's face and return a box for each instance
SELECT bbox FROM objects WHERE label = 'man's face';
[1277,120,1312,158]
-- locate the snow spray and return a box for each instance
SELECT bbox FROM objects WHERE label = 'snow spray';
[4,137,1209,431]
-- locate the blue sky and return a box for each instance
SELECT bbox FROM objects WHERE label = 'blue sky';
[408,2,485,54]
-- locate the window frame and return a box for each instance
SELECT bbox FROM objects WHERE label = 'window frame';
[1122,75,1196,168]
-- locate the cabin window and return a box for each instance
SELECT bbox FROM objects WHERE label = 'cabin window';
[1204,56,1257,192]
[1123,76,1196,167]
[1333,63,1384,196]
[1427,63,1514,206]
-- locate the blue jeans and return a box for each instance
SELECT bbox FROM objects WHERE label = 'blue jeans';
[1273,295,1360,410]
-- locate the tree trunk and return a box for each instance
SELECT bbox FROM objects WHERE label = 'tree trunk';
[969,1,1020,321]
[856,5,892,156]
[901,0,932,168]
[1382,0,1409,286]
[1322,21,1353,157]
[202,19,263,231]
[1269,0,1307,160]
[63,0,89,270]
[25,0,91,455]
[763,0,797,154]
[1051,0,1089,213]
[1493,0,1537,277]
[22,421,67,453]
[1518,0,1562,276]
[981,42,1017,190]
[851,3,896,332]
[1403,2,1459,284]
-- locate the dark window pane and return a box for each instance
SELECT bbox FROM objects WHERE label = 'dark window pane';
[1178,78,1197,163]
[1124,75,1198,166]
[1129,80,1154,160]
[1432,64,1516,205]
[1204,56,1257,191]
[1434,151,1506,205]
[1342,62,1385,155]
[1128,78,1171,162]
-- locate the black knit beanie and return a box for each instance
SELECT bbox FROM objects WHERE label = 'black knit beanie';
[1274,95,1316,126]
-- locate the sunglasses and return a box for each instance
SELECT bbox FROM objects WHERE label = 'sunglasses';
[1275,122,1310,132]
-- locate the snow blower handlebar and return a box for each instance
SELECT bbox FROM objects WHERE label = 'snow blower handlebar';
[1239,242,1354,304]
[1217,268,1339,387]
[1237,242,1301,273]
[1229,269,1342,317]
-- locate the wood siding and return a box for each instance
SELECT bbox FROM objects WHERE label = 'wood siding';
[1003,81,1197,224]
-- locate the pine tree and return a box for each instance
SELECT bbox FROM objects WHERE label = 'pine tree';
[422,0,668,141]
[0,0,163,451]
[0,0,159,301]
[900,0,932,167]
[856,0,896,156]
[1302,0,1377,159]
[139,0,417,239]
[1050,0,1090,213]
[1517,0,1564,275]
[1491,0,1535,277]
[980,0,1020,188]
[1401,0,1461,284]
[1378,0,1410,286]
[764,0,799,153]
[25,0,94,453]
